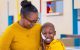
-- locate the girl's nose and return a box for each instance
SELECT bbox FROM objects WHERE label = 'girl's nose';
[46,33,50,38]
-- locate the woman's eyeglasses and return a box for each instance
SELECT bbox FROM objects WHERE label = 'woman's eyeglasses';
[25,17,40,23]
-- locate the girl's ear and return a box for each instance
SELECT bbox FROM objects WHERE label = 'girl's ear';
[54,31,56,36]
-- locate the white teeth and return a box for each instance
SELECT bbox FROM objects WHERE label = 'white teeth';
[46,39,51,41]
[41,33,51,41]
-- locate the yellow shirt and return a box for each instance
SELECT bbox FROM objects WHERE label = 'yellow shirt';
[0,22,41,50]
[45,39,65,50]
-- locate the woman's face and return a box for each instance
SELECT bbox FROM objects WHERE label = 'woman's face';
[22,12,38,29]
[42,26,56,44]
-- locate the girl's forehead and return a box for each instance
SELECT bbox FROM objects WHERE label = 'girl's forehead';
[44,26,53,30]
[42,26,54,32]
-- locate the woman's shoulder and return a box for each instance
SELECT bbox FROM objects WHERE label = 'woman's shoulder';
[35,23,42,28]
[3,22,18,33]
[36,23,41,26]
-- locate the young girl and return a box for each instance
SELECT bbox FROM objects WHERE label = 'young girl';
[41,22,65,50]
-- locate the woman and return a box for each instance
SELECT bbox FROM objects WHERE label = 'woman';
[0,0,41,50]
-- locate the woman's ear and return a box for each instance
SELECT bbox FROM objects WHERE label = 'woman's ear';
[21,14,25,18]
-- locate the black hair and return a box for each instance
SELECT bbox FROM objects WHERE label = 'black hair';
[42,22,55,31]
[20,0,38,16]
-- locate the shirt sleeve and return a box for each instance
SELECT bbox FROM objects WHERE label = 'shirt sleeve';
[0,28,14,50]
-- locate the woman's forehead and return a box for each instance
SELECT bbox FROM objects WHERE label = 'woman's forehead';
[27,12,38,18]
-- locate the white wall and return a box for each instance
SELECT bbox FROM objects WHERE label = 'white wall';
[28,0,40,12]
[8,0,18,22]
[0,0,18,35]
[41,0,73,39]
[74,0,80,9]
[0,0,8,35]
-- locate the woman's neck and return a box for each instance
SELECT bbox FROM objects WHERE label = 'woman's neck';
[18,20,25,28]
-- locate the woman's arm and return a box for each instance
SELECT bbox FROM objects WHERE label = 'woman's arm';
[0,28,14,50]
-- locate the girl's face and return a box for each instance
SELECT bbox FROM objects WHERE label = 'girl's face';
[42,26,56,44]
